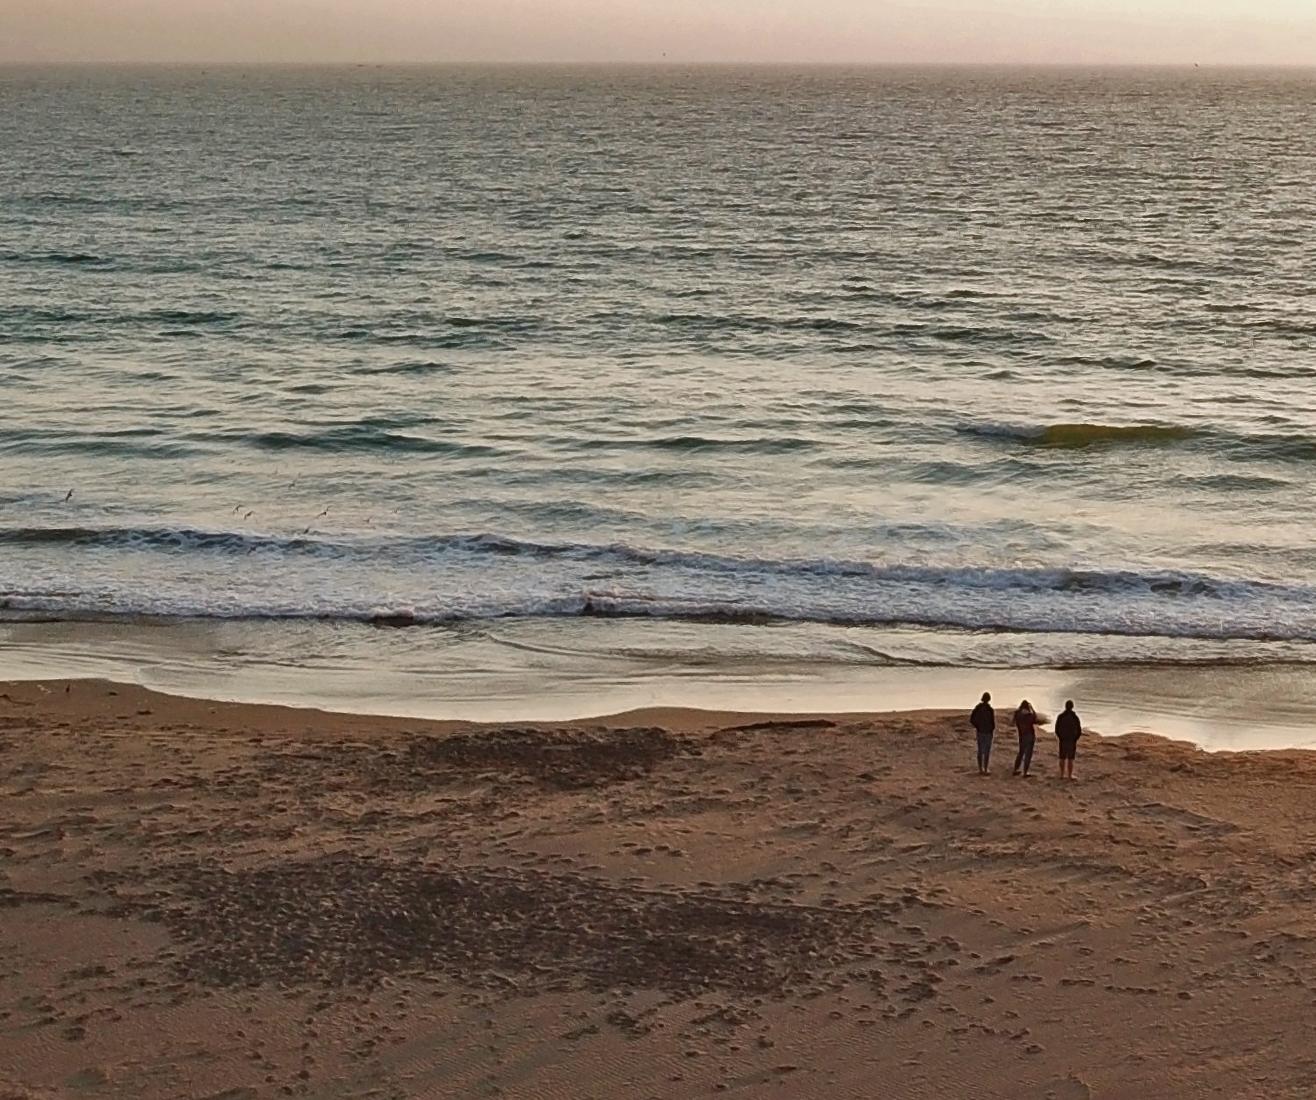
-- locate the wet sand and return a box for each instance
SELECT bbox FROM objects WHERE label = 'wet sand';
[3,679,1315,1099]
[7,617,1316,751]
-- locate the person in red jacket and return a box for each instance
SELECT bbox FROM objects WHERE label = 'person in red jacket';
[1012,700,1039,778]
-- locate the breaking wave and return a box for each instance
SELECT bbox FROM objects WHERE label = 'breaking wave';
[3,527,1315,644]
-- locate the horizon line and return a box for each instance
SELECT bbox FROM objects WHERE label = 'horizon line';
[4,59,1316,69]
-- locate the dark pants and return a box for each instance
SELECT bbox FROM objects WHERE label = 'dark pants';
[1058,737,1079,761]
[976,731,993,771]
[1014,733,1035,774]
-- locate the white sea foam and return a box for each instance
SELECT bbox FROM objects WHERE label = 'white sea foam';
[3,527,1316,646]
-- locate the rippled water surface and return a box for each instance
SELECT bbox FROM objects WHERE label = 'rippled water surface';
[3,65,1316,678]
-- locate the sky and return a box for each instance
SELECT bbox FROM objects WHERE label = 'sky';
[4,0,1316,65]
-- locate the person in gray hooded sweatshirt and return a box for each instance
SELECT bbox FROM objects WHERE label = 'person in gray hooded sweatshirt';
[1055,699,1082,781]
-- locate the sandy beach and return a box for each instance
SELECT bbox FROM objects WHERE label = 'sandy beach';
[3,678,1315,1099]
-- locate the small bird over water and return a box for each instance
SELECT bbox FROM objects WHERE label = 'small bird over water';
[63,489,73,502]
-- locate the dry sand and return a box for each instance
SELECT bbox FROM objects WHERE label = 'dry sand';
[1,678,1313,1099]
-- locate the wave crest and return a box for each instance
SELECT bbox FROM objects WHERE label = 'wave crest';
[964,421,1199,448]
[1037,423,1199,448]
[3,526,1314,643]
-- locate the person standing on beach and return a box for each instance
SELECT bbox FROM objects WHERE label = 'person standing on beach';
[1012,700,1038,778]
[1055,699,1082,781]
[970,692,995,775]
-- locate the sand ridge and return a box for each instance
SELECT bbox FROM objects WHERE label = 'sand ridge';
[2,679,1315,1098]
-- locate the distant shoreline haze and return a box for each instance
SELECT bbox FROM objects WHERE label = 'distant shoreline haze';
[4,0,1316,66]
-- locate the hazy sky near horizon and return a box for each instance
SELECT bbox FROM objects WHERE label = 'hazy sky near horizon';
[5,0,1316,65]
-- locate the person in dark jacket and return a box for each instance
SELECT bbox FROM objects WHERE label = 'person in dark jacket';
[1054,699,1082,780]
[969,692,995,775]
[1012,700,1039,778]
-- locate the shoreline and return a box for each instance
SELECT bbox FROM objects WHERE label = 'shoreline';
[0,674,1268,751]
[7,615,1316,755]
[3,628,1316,751]
[6,674,1312,761]
[4,678,1316,1098]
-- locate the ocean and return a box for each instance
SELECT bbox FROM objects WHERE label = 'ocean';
[3,65,1316,740]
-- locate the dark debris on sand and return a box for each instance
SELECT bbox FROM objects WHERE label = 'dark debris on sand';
[258,726,696,793]
[0,886,69,909]
[122,855,905,996]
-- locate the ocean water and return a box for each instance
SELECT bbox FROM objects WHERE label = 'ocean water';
[3,64,1316,720]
